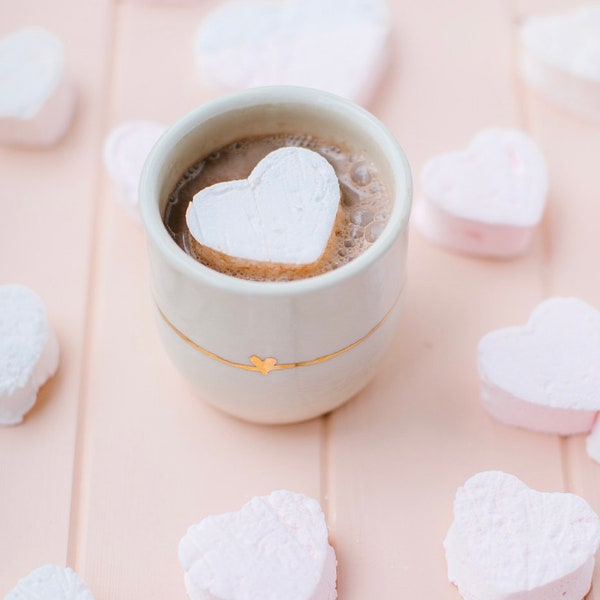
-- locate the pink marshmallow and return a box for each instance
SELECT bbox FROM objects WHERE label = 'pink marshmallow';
[415,129,548,258]
[519,5,600,123]
[445,471,600,600]
[179,490,337,600]
[103,121,167,222]
[5,565,94,599]
[193,0,391,106]
[0,284,59,425]
[0,28,75,148]
[478,297,600,435]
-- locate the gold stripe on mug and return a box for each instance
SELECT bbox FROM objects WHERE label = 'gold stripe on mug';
[157,297,400,375]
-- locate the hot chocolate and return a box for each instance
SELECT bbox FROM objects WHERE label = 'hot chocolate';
[163,133,391,281]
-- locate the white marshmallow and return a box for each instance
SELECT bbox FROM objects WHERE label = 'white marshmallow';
[0,27,75,147]
[445,471,600,600]
[186,146,340,265]
[179,490,337,600]
[519,5,600,123]
[586,417,600,463]
[415,129,548,258]
[478,297,600,435]
[103,120,167,222]
[5,565,94,599]
[0,284,59,425]
[194,0,390,105]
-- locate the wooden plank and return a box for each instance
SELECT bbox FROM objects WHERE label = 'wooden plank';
[521,50,600,600]
[328,1,565,597]
[74,4,324,598]
[517,1,600,595]
[0,1,112,593]
[3,0,599,598]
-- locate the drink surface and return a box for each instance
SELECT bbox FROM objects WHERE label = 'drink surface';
[163,133,391,281]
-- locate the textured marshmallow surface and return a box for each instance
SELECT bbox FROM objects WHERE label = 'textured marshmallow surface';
[478,297,600,435]
[103,120,166,222]
[519,5,600,122]
[186,146,340,265]
[5,565,94,599]
[194,0,390,105]
[415,129,548,257]
[0,27,75,147]
[445,471,600,600]
[179,490,337,600]
[0,284,59,425]
[521,5,600,83]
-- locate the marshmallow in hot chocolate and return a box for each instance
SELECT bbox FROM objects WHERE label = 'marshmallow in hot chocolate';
[185,146,341,276]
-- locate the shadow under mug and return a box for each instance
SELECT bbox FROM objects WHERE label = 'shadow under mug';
[140,86,412,424]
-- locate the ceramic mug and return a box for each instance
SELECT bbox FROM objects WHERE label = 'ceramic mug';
[139,86,412,424]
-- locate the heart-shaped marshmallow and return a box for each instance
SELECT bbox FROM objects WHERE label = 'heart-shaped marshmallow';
[0,27,75,147]
[186,146,340,267]
[0,284,59,425]
[478,297,600,435]
[103,120,167,223]
[445,471,600,600]
[5,565,95,600]
[519,5,600,123]
[415,129,548,258]
[179,490,337,600]
[194,0,390,105]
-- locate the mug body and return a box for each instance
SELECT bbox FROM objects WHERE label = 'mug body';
[140,86,412,424]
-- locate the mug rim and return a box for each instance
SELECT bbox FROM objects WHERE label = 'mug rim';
[139,85,412,297]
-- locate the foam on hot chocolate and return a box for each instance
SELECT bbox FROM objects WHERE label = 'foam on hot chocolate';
[164,133,391,281]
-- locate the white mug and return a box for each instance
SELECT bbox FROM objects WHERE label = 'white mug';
[140,86,412,424]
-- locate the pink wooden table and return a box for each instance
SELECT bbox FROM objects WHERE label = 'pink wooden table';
[1,0,599,597]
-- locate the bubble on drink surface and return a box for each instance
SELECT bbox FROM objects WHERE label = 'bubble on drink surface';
[365,221,386,243]
[319,144,344,165]
[299,135,314,148]
[349,224,364,239]
[341,183,361,207]
[350,208,374,227]
[351,162,371,186]
[182,163,204,183]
